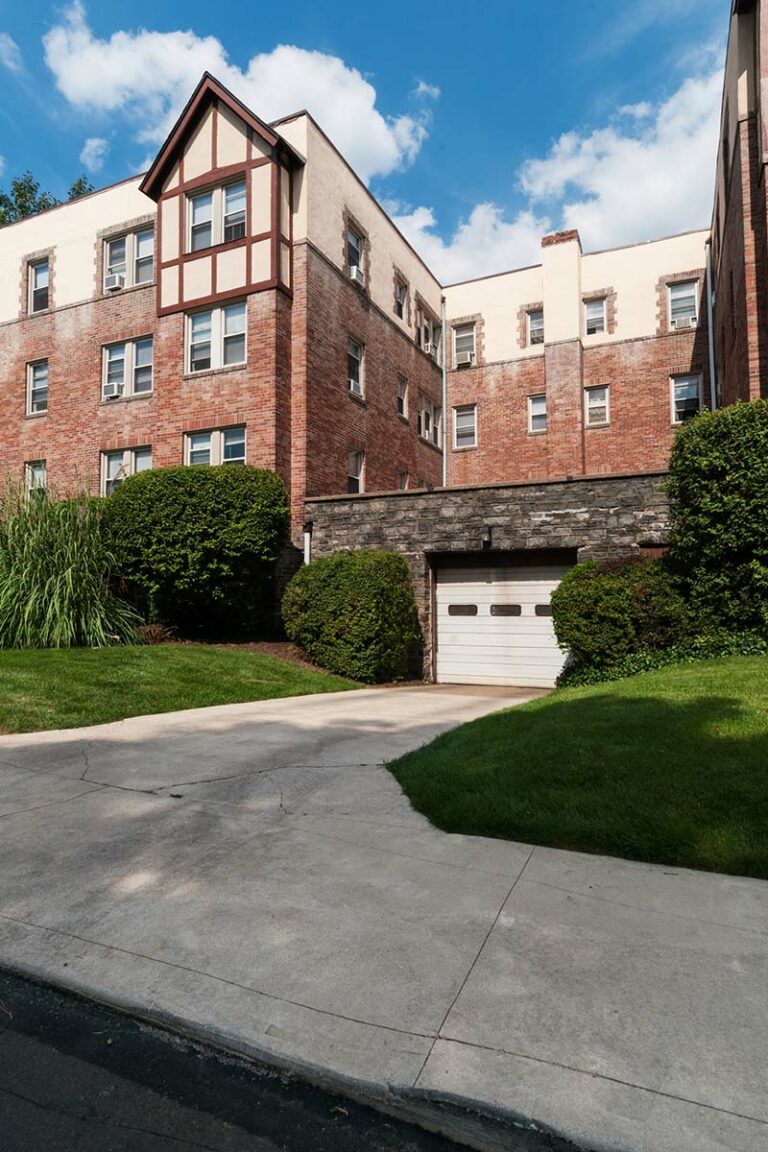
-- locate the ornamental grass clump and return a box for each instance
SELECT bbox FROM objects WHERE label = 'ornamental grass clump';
[0,487,140,648]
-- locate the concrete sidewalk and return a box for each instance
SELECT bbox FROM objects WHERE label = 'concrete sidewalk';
[0,686,765,1152]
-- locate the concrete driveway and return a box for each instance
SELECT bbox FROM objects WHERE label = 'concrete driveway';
[0,686,766,1152]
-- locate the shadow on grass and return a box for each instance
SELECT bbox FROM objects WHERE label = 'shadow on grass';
[389,676,768,880]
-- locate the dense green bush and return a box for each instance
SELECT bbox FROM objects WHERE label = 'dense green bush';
[551,557,691,671]
[558,631,768,687]
[0,488,140,648]
[667,399,768,631]
[103,466,289,636]
[282,550,420,683]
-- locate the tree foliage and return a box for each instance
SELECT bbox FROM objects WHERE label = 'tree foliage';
[0,171,94,225]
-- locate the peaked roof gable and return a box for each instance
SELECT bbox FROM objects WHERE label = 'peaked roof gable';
[140,73,302,200]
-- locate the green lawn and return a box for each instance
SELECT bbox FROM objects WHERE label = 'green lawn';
[390,656,768,879]
[0,645,354,733]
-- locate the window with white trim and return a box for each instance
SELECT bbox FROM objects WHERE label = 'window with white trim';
[453,404,477,449]
[347,449,364,494]
[29,260,49,312]
[397,374,408,418]
[185,426,246,467]
[668,281,698,329]
[25,459,46,495]
[27,360,48,415]
[104,230,154,289]
[528,393,547,433]
[528,309,544,346]
[418,395,442,447]
[102,337,153,399]
[453,323,476,367]
[188,179,247,252]
[347,227,363,272]
[585,298,606,335]
[397,471,409,490]
[101,447,152,496]
[671,374,702,424]
[585,385,609,426]
[395,277,408,319]
[416,303,441,359]
[187,302,247,373]
[348,339,364,396]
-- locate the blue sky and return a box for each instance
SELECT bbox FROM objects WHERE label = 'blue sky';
[0,0,730,280]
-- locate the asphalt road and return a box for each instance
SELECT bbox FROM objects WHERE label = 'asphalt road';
[0,970,466,1152]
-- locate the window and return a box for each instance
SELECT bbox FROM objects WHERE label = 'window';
[29,260,49,312]
[395,278,408,319]
[347,226,363,272]
[25,460,46,496]
[348,339,364,396]
[103,336,153,399]
[347,449,364,494]
[585,298,606,335]
[104,230,154,289]
[187,302,247,373]
[101,447,152,496]
[453,323,476,367]
[528,393,547,433]
[418,395,442,446]
[188,180,247,252]
[585,385,609,427]
[671,374,702,424]
[397,374,408,418]
[185,426,246,467]
[528,310,544,346]
[668,281,698,328]
[448,604,478,617]
[416,303,440,358]
[453,404,477,449]
[397,471,409,490]
[27,360,48,415]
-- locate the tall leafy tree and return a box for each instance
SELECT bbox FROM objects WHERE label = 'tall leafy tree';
[0,171,95,225]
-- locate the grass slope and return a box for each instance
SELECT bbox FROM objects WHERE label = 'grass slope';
[390,656,768,879]
[0,645,354,733]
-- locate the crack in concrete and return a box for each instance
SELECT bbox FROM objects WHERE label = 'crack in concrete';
[0,787,106,822]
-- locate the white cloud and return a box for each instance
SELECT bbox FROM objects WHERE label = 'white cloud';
[0,155,5,177]
[43,2,433,182]
[413,80,441,100]
[79,136,109,172]
[0,32,22,73]
[618,101,652,120]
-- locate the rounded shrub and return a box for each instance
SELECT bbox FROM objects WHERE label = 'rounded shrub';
[103,466,289,636]
[551,557,691,672]
[282,550,420,683]
[667,399,768,631]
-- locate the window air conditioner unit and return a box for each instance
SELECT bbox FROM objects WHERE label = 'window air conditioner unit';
[349,266,365,286]
[456,351,475,368]
[673,315,696,330]
[423,342,435,356]
[104,273,126,292]
[102,381,123,400]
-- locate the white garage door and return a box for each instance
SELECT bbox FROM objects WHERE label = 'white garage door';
[435,563,571,688]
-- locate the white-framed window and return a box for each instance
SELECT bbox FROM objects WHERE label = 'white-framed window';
[418,395,442,447]
[397,470,409,490]
[397,374,408,418]
[25,459,46,495]
[104,230,154,289]
[671,374,702,424]
[347,226,363,272]
[188,179,247,253]
[185,426,246,467]
[347,449,365,494]
[528,393,547,433]
[528,309,544,346]
[101,447,152,496]
[453,404,477,449]
[453,323,476,367]
[27,360,48,415]
[29,259,49,312]
[348,338,364,396]
[585,298,606,336]
[102,336,154,399]
[668,281,698,329]
[395,278,408,319]
[187,302,247,373]
[585,385,609,426]
[419,313,440,358]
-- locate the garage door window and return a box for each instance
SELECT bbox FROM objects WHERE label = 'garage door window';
[535,604,553,616]
[491,604,522,616]
[448,604,478,616]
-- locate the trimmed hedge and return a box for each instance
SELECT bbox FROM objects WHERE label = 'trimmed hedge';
[667,399,768,631]
[551,557,691,672]
[558,631,768,687]
[103,466,289,636]
[282,550,420,683]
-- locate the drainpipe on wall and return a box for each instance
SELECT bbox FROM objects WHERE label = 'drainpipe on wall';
[440,296,448,487]
[302,520,313,566]
[705,238,718,411]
